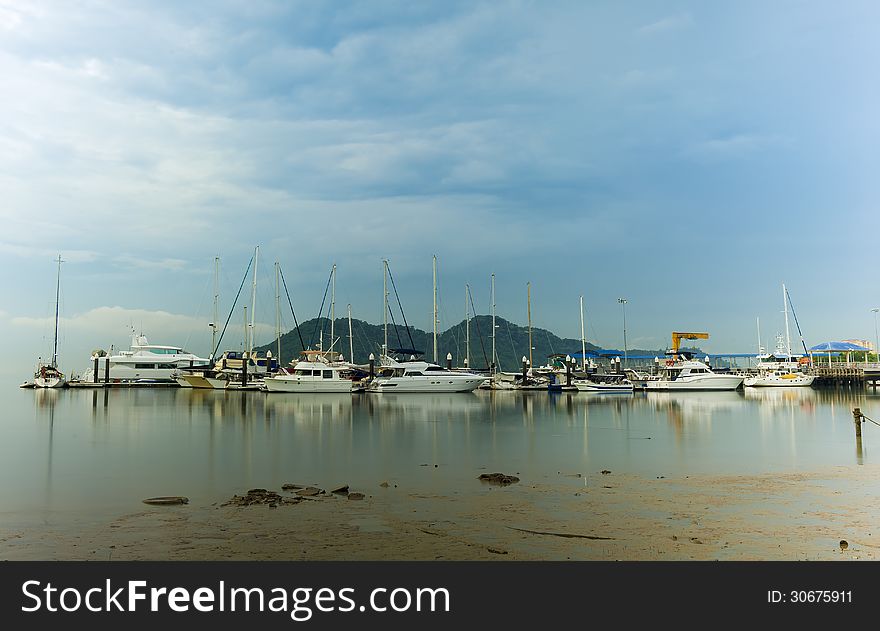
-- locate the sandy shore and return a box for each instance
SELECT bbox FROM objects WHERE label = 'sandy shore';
[4,465,880,561]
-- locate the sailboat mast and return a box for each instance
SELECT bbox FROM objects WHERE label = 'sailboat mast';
[331,263,336,356]
[527,281,532,369]
[383,259,388,355]
[465,284,471,368]
[275,261,281,366]
[432,255,438,363]
[491,273,496,373]
[347,304,354,363]
[756,316,762,353]
[783,282,792,358]
[52,254,62,368]
[580,295,586,371]
[211,257,220,361]
[249,246,258,355]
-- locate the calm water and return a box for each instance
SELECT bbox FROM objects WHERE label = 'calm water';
[2,382,879,528]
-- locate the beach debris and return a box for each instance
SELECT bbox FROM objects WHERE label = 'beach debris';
[281,483,303,491]
[690,537,703,545]
[331,485,349,495]
[507,526,614,541]
[142,496,189,506]
[478,473,520,486]
[221,489,301,507]
[487,547,508,555]
[840,540,849,551]
[379,481,390,488]
[600,470,611,475]
[348,492,365,501]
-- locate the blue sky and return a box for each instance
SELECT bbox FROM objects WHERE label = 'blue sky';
[1,0,878,375]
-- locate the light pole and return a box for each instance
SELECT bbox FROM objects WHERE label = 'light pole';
[872,308,879,364]
[618,298,628,368]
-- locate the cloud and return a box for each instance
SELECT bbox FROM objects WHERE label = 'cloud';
[684,133,787,161]
[638,12,694,35]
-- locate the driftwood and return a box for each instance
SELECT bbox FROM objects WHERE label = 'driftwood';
[507,526,614,540]
[142,496,189,506]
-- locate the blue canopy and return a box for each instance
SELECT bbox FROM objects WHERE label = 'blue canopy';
[808,341,870,352]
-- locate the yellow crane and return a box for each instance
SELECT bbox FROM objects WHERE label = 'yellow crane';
[671,332,709,355]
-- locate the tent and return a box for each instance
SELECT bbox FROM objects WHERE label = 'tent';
[808,341,870,365]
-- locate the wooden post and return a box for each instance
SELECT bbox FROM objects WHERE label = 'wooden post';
[853,408,863,438]
[566,357,572,386]
[242,352,248,386]
[369,353,375,379]
[104,357,110,384]
[522,356,528,383]
[93,356,99,384]
[446,352,453,370]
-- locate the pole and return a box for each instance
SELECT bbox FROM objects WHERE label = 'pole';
[580,295,586,371]
[618,298,628,368]
[331,263,336,358]
[275,261,281,368]
[383,260,388,356]
[211,256,219,361]
[756,316,762,354]
[52,254,63,368]
[491,273,496,374]
[249,246,258,355]
[872,309,879,364]
[432,255,438,364]
[783,283,792,359]
[348,304,354,364]
[527,282,533,370]
[465,284,471,369]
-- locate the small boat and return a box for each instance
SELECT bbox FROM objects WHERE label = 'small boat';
[31,255,68,389]
[743,370,815,388]
[264,350,357,393]
[573,373,634,393]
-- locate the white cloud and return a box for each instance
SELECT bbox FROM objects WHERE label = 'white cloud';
[684,133,787,161]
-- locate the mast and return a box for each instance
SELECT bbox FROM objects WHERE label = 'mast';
[783,282,792,358]
[465,284,471,368]
[52,254,63,368]
[580,295,586,371]
[756,316,763,354]
[275,260,281,366]
[242,305,248,353]
[331,263,336,357]
[347,304,354,364]
[249,246,258,355]
[527,281,532,370]
[383,259,389,355]
[211,257,219,361]
[491,273,496,373]
[432,255,438,363]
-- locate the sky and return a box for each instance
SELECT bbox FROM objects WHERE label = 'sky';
[1,0,879,376]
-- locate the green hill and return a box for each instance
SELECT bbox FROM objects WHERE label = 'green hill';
[254,316,680,371]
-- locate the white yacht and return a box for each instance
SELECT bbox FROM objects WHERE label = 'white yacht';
[33,362,66,389]
[573,373,634,393]
[264,350,359,393]
[743,370,815,387]
[85,334,212,383]
[368,357,485,393]
[645,356,744,391]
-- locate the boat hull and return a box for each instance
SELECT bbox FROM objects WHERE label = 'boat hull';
[744,374,815,387]
[264,377,353,393]
[369,377,484,393]
[573,381,634,393]
[33,376,66,388]
[645,375,744,391]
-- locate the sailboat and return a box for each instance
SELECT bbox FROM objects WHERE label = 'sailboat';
[572,295,633,393]
[744,283,815,387]
[32,255,67,388]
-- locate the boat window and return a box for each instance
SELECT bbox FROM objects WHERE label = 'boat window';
[134,363,157,369]
[406,371,423,376]
[424,366,446,372]
[322,370,333,379]
[294,370,311,376]
[312,370,323,377]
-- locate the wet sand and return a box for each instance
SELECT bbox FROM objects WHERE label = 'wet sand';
[4,465,880,561]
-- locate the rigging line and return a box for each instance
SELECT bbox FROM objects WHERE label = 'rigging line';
[385,263,416,351]
[467,289,490,370]
[785,287,809,356]
[212,254,254,359]
[386,296,405,351]
[278,265,306,352]
[505,320,518,371]
[312,267,333,349]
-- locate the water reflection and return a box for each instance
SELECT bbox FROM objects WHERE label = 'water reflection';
[5,386,878,521]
